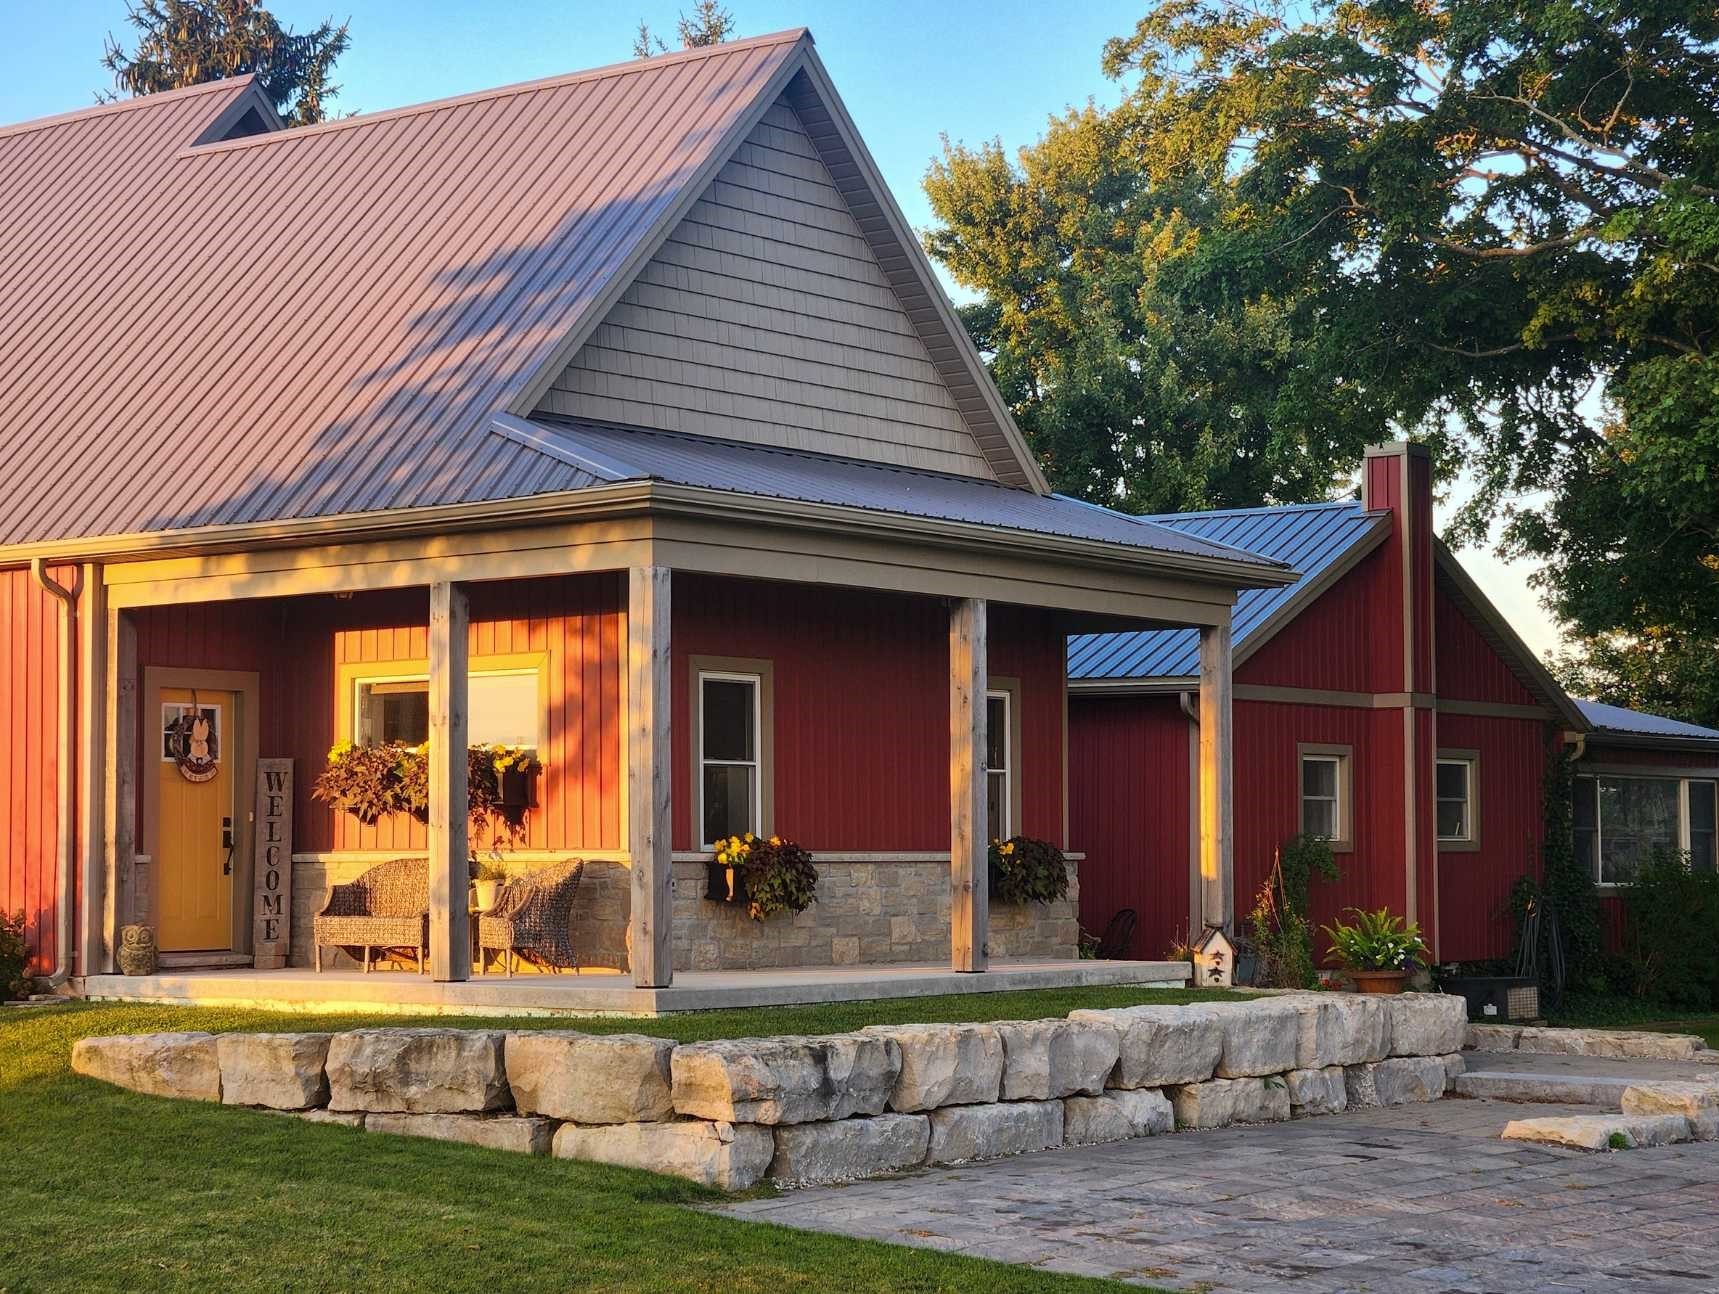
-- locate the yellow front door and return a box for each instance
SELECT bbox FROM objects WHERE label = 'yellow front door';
[157,687,237,951]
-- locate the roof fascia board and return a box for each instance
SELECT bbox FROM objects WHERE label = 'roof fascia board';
[1067,676,1197,696]
[1433,539,1589,731]
[0,74,254,142]
[503,36,814,421]
[788,49,1051,496]
[1230,512,1391,669]
[1583,731,1719,754]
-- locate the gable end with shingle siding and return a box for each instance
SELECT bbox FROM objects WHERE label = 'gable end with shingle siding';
[534,97,998,479]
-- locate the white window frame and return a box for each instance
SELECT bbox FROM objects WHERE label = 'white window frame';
[697,669,763,849]
[1435,753,1479,848]
[1298,745,1352,850]
[1579,773,1719,887]
[986,688,1012,842]
[350,666,544,750]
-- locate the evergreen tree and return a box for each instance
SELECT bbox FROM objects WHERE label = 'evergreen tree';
[633,1,734,58]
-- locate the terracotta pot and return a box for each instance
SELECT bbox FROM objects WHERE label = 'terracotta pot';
[1346,969,1412,994]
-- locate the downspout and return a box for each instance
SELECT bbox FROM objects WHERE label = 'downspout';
[29,559,79,990]
[1178,691,1199,725]
[1564,730,1587,762]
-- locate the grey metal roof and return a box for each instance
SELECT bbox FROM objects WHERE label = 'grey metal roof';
[508,416,1294,569]
[1067,502,1385,680]
[1577,700,1719,743]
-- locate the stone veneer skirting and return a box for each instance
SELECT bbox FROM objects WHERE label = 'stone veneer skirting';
[289,857,1080,972]
[73,991,1469,1191]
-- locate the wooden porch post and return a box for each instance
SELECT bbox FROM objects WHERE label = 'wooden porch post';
[97,599,133,976]
[427,580,470,982]
[950,597,988,972]
[628,566,673,988]
[1197,621,1234,931]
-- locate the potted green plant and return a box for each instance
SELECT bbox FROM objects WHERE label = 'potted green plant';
[1320,906,1427,993]
[704,833,818,920]
[470,859,507,913]
[987,836,1071,906]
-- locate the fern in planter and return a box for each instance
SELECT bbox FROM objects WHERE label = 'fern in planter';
[988,836,1070,906]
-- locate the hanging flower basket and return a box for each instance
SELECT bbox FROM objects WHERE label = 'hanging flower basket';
[705,834,817,921]
[312,740,540,841]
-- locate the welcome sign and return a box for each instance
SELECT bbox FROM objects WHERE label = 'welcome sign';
[252,759,294,969]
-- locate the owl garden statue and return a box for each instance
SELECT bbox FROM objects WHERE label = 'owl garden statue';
[116,924,158,976]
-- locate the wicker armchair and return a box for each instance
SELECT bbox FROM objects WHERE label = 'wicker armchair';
[313,857,430,973]
[476,860,584,976]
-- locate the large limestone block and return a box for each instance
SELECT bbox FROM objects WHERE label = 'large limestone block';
[671,1037,830,1125]
[366,1112,556,1155]
[925,1100,1063,1164]
[1465,1023,1521,1052]
[768,1113,930,1183]
[326,1029,507,1114]
[217,1033,331,1109]
[265,1108,365,1128]
[1068,1006,1222,1089]
[1344,1056,1446,1108]
[506,1032,674,1124]
[1171,1076,1292,1130]
[1285,1065,1347,1117]
[552,1119,774,1190]
[1517,1027,1704,1061]
[1621,1081,1719,1120]
[862,1023,1002,1112]
[1386,994,1469,1057]
[1297,994,1392,1066]
[1205,1000,1300,1077]
[1062,1088,1174,1145]
[1501,1113,1694,1151]
[996,1019,1119,1100]
[71,1032,221,1102]
[821,1033,903,1119]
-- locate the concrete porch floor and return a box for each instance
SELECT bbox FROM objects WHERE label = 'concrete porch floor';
[77,957,1191,1017]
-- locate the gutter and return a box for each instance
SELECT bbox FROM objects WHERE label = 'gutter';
[1179,691,1200,725]
[27,559,79,990]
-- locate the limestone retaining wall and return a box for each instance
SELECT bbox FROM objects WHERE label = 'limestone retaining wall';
[289,857,1079,972]
[72,991,1467,1191]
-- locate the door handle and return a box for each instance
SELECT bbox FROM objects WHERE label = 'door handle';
[222,817,235,873]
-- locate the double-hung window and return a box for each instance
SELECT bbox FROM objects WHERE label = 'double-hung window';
[698,670,763,847]
[1436,754,1478,846]
[1299,746,1351,847]
[1575,774,1719,884]
[985,690,1011,841]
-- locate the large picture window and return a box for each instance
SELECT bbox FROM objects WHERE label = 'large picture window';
[699,671,761,847]
[1298,746,1351,847]
[1574,774,1719,884]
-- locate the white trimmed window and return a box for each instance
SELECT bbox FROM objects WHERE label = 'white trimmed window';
[1575,775,1719,884]
[1436,756,1477,843]
[986,690,1011,841]
[1300,750,1349,845]
[699,671,761,847]
[354,669,541,749]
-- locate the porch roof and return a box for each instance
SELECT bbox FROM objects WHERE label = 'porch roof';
[1577,699,1719,748]
[496,415,1292,574]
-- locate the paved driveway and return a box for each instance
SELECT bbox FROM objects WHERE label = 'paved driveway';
[721,1097,1719,1293]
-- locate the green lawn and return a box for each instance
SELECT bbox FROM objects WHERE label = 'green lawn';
[0,986,1229,1292]
[1550,995,1719,1049]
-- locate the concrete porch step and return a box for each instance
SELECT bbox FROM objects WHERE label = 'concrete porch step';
[157,952,255,971]
[1453,1069,1642,1108]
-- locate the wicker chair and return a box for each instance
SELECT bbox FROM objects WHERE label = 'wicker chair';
[476,860,585,976]
[313,857,430,973]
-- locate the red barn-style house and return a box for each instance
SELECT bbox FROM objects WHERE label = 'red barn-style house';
[0,32,1293,1010]
[1069,442,1719,965]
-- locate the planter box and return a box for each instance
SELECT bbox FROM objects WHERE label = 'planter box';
[1445,975,1539,1022]
[704,861,747,905]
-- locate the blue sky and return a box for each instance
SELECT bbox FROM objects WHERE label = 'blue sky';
[5,0,1559,653]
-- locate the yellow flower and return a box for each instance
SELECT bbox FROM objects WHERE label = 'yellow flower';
[717,852,729,865]
[1000,841,1015,856]
[769,835,781,847]
[743,832,755,843]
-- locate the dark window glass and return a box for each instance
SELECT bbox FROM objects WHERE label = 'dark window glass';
[701,678,755,762]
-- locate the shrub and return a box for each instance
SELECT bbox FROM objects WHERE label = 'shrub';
[1619,846,1719,1009]
[1246,835,1339,988]
[312,740,540,841]
[711,833,819,922]
[0,910,31,1000]
[987,837,1070,906]
[1320,907,1427,973]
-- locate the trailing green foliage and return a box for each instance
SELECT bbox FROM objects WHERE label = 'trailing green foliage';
[1320,908,1427,974]
[1619,847,1719,1009]
[311,741,540,842]
[739,836,818,923]
[0,910,31,1000]
[1246,835,1339,988]
[1538,748,1607,993]
[988,836,1072,906]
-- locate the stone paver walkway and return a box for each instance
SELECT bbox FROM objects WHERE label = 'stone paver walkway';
[720,1097,1719,1293]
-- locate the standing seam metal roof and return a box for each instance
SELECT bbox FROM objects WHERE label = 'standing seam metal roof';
[1577,700,1719,742]
[1067,502,1385,680]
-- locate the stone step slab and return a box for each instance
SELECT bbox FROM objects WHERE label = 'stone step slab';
[768,1112,930,1184]
[216,1033,331,1110]
[1344,1056,1448,1108]
[1062,1088,1174,1145]
[926,1099,1064,1164]
[1620,1081,1719,1120]
[326,1029,507,1114]
[1514,1027,1707,1061]
[1501,1112,1696,1151]
[1067,1005,1222,1089]
[1170,1076,1292,1130]
[553,1118,775,1191]
[862,1023,1002,1112]
[71,1032,222,1102]
[1465,1023,1522,1052]
[995,1018,1119,1100]
[1451,1069,1635,1107]
[366,1112,556,1155]
[507,1032,675,1124]
[1386,994,1468,1057]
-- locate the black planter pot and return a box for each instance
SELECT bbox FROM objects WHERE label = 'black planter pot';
[498,767,536,809]
[705,861,747,904]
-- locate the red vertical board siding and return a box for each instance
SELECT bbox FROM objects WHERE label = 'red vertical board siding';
[0,568,71,974]
[671,576,1068,854]
[1434,714,1554,961]
[1068,695,1191,959]
[130,574,624,859]
[1435,588,1538,705]
[1235,546,1391,692]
